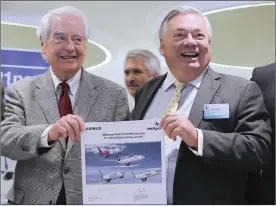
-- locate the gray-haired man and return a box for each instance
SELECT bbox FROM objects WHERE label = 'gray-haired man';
[124,49,161,97]
[1,6,129,205]
[131,5,271,204]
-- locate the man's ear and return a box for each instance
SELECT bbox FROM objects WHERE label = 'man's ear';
[40,36,46,55]
[159,38,165,56]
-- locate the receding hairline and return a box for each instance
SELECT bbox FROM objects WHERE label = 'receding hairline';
[125,54,147,62]
[169,13,209,32]
[159,7,212,40]
[166,12,207,30]
[46,13,86,38]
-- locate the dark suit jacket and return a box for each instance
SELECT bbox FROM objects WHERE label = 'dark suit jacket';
[132,67,272,204]
[250,62,275,204]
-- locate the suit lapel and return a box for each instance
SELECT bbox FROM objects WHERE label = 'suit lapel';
[35,70,67,151]
[133,74,167,120]
[188,68,221,127]
[174,68,221,198]
[65,70,99,159]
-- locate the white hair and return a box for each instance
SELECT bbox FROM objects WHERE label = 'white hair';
[36,6,90,41]
[159,5,212,41]
[125,49,161,76]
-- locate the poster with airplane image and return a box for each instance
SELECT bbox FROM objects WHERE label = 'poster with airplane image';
[80,119,166,204]
[85,142,162,184]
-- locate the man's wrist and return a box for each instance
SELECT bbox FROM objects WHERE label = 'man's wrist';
[192,128,198,149]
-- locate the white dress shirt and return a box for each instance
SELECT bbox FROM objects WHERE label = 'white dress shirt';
[143,69,207,204]
[38,67,82,147]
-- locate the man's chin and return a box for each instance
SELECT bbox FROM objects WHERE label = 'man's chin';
[128,87,138,97]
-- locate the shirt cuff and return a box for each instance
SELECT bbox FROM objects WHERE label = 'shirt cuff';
[188,128,203,156]
[38,125,53,148]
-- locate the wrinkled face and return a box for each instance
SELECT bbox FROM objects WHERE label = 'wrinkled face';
[124,56,155,97]
[160,13,211,82]
[40,14,86,81]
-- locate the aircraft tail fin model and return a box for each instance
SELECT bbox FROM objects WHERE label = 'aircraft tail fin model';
[99,169,103,177]
[97,147,103,153]
[97,147,109,158]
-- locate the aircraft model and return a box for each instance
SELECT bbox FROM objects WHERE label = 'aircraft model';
[97,147,123,158]
[99,169,124,183]
[132,169,161,182]
[116,154,145,166]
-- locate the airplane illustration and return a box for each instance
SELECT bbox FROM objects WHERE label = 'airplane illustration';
[116,154,145,166]
[97,147,123,158]
[132,169,161,182]
[99,169,124,183]
[1,157,14,180]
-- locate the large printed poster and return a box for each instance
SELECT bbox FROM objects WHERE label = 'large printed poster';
[81,120,166,204]
[1,47,48,203]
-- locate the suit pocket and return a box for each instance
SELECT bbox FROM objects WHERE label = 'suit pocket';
[201,118,233,133]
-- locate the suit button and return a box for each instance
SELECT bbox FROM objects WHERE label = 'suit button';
[49,201,54,204]
[63,168,69,174]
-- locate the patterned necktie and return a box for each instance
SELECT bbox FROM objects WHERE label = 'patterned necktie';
[164,80,186,116]
[58,82,73,144]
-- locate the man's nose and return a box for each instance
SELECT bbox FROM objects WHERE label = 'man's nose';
[126,73,135,81]
[65,40,75,51]
[183,34,196,46]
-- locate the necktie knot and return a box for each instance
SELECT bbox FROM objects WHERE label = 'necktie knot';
[60,82,70,93]
[174,80,186,91]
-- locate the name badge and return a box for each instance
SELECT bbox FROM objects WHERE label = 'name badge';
[204,104,229,119]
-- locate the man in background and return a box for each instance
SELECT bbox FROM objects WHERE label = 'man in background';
[124,49,161,98]
[250,62,275,205]
[1,6,129,204]
[131,5,272,204]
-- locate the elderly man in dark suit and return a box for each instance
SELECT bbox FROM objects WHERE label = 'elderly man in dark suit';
[131,5,272,205]
[1,6,129,205]
[250,62,275,205]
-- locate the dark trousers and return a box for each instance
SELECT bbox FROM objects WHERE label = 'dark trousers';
[56,184,67,205]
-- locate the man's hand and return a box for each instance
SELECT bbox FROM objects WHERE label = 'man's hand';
[48,114,85,143]
[160,113,198,148]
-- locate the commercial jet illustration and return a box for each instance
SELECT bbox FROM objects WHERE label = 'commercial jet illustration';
[97,147,123,158]
[99,169,124,183]
[116,154,145,166]
[132,169,161,182]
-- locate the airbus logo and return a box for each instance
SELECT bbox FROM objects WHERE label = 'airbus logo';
[86,127,101,131]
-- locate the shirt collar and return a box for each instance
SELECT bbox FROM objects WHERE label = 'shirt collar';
[50,67,82,96]
[163,66,208,91]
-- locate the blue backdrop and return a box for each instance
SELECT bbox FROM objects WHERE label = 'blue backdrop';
[1,47,48,181]
[1,47,49,87]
